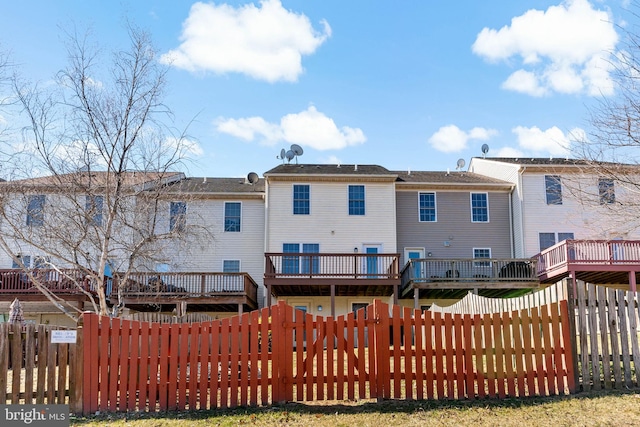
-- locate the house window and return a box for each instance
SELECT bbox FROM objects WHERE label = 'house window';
[224,202,241,232]
[283,243,300,274]
[352,302,368,319]
[223,260,240,273]
[26,195,45,226]
[282,243,320,274]
[170,201,187,232]
[33,256,49,269]
[470,193,489,222]
[301,243,320,274]
[419,192,436,222]
[539,232,573,251]
[598,178,615,205]
[293,185,310,215]
[348,185,365,215]
[12,255,31,268]
[473,248,491,267]
[85,195,104,226]
[545,175,562,205]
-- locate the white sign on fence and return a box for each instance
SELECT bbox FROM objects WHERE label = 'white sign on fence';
[51,330,77,344]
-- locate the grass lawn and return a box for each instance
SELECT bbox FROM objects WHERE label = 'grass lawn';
[70,390,640,426]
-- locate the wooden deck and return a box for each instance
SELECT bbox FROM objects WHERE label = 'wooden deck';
[111,272,259,312]
[264,252,401,296]
[536,239,640,287]
[400,258,540,300]
[0,268,93,303]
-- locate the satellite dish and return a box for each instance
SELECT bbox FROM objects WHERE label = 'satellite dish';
[456,158,466,170]
[291,144,304,156]
[247,172,259,184]
[285,150,295,162]
[481,144,489,157]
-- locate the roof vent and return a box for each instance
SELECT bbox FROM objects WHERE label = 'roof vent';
[203,177,207,183]
[354,164,358,171]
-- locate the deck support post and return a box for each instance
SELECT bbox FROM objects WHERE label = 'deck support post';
[267,284,272,309]
[331,284,335,317]
[414,287,419,309]
[629,270,637,293]
[238,303,243,316]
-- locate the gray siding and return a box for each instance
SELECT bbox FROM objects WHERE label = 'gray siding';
[396,190,512,265]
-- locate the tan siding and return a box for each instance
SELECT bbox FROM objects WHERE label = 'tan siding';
[396,190,512,265]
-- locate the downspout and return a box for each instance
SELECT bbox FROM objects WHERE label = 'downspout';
[508,190,514,258]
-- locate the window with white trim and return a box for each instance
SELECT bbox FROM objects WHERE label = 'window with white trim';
[224,202,241,232]
[539,232,574,251]
[86,195,104,226]
[223,260,240,273]
[348,185,365,215]
[26,195,45,226]
[419,192,436,222]
[598,178,615,205]
[293,185,310,215]
[470,193,489,222]
[545,175,562,205]
[473,248,491,267]
[170,201,186,232]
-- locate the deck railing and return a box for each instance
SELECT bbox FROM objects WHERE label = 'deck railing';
[264,253,400,280]
[113,272,258,303]
[401,258,538,287]
[536,239,640,276]
[0,268,92,294]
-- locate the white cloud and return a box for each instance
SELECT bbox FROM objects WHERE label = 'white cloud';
[215,106,366,150]
[428,125,497,153]
[512,125,579,155]
[161,0,331,82]
[494,146,525,157]
[472,0,617,96]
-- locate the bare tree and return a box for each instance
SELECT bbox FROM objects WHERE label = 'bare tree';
[565,6,640,236]
[0,26,205,319]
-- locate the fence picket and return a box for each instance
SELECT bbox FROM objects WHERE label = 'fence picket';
[492,312,506,398]
[617,290,632,387]
[36,325,47,404]
[587,284,600,390]
[424,311,435,400]
[473,314,485,398]
[483,313,495,397]
[249,312,260,406]
[229,316,240,407]
[434,312,445,399]
[415,309,424,400]
[596,287,611,389]
[541,305,555,396]
[391,304,402,398]
[502,311,515,397]
[326,315,336,400]
[403,307,413,400]
[627,291,640,387]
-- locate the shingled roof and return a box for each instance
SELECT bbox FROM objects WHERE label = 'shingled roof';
[393,170,511,185]
[264,164,394,176]
[165,177,264,194]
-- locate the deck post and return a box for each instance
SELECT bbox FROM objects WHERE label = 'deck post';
[267,284,272,309]
[331,284,336,317]
[414,287,419,309]
[629,271,637,293]
[238,303,243,316]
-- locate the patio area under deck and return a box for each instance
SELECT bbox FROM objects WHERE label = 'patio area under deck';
[110,272,259,315]
[400,258,541,307]
[536,239,640,290]
[264,252,401,316]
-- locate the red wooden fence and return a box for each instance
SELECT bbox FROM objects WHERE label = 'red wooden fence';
[80,300,575,414]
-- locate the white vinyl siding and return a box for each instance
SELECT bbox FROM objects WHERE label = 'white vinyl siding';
[266,181,397,254]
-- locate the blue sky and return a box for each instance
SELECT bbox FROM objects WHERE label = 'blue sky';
[0,0,630,177]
